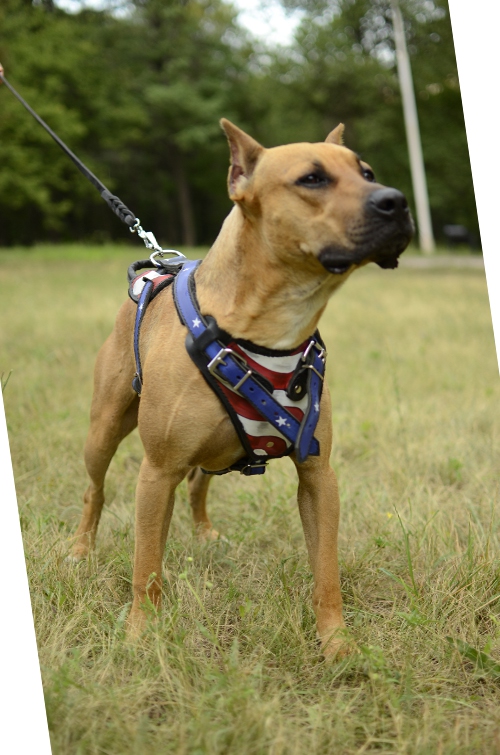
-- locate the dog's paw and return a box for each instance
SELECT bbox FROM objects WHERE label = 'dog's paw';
[124,608,149,642]
[319,628,357,662]
[196,525,228,544]
[64,555,80,565]
[64,549,87,564]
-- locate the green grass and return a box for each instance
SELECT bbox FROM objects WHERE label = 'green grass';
[1,244,499,754]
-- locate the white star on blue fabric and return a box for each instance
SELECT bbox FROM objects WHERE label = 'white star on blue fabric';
[192,317,201,328]
[276,416,287,427]
[314,401,320,412]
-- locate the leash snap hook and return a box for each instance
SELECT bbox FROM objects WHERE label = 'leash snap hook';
[129,218,158,250]
[130,219,187,267]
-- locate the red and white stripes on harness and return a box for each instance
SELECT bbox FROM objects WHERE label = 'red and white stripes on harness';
[217,341,312,459]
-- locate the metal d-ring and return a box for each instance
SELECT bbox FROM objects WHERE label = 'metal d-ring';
[149,249,187,268]
[302,339,327,364]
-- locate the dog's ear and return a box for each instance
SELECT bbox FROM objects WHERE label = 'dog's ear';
[220,118,264,201]
[325,124,345,145]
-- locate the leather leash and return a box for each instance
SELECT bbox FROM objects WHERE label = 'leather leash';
[0,62,185,268]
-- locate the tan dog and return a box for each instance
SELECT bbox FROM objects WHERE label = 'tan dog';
[70,120,413,658]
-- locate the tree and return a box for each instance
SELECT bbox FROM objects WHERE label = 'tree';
[0,0,145,244]
[0,0,478,246]
[270,0,478,241]
[0,0,254,246]
[123,0,255,246]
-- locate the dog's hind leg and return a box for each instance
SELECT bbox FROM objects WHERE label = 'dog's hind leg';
[186,468,221,541]
[71,316,138,560]
[293,388,349,659]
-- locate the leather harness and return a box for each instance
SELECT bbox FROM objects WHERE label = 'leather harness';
[129,259,326,475]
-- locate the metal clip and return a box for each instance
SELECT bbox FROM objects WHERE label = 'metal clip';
[130,219,187,266]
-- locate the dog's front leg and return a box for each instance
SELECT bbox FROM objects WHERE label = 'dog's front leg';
[295,460,347,658]
[293,390,348,659]
[127,456,186,637]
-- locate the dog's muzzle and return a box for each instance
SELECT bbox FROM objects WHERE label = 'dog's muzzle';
[319,187,414,274]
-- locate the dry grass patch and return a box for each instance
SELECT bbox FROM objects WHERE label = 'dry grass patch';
[1,245,500,754]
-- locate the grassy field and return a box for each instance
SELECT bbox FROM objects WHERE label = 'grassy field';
[1,244,499,754]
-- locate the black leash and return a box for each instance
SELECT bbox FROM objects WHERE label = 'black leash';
[0,63,186,266]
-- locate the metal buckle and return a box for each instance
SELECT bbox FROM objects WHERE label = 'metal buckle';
[240,462,268,475]
[132,372,142,397]
[207,348,253,395]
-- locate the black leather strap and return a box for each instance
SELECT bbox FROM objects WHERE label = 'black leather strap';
[1,70,138,229]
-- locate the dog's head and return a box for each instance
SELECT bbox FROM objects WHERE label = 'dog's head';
[220,119,414,276]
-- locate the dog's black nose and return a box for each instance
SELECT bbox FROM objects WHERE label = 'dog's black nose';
[367,188,409,222]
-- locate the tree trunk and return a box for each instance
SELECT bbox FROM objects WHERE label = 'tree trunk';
[172,150,196,247]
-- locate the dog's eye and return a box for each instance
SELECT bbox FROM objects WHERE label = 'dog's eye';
[296,172,330,188]
[362,167,375,182]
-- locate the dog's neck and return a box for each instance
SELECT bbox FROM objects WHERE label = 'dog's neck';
[195,207,346,350]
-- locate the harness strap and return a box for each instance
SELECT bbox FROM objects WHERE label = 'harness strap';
[183,315,268,473]
[293,339,327,461]
[132,278,154,396]
[173,260,325,464]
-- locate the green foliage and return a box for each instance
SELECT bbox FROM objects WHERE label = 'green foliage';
[0,0,478,246]
[0,0,147,243]
[265,0,476,238]
[447,637,500,680]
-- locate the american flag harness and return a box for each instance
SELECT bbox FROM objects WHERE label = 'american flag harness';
[129,259,326,476]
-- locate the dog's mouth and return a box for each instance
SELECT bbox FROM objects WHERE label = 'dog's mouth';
[323,260,352,275]
[319,203,414,275]
[318,234,411,275]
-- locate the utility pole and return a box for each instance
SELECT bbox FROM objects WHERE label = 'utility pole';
[391,0,435,253]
